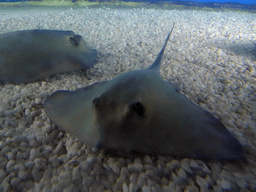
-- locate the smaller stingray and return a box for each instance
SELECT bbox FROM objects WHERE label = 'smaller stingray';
[0,29,97,84]
[44,23,245,161]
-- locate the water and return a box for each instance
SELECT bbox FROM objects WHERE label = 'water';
[0,0,256,191]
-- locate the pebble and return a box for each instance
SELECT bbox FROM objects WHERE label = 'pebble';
[30,148,39,161]
[122,183,129,192]
[166,160,181,171]
[217,179,232,190]
[18,171,29,180]
[0,169,7,179]
[185,186,199,192]
[177,168,187,180]
[109,161,120,175]
[34,98,42,105]
[196,176,210,188]
[142,185,151,192]
[49,155,60,168]
[67,142,80,158]
[181,159,193,174]
[128,158,143,173]
[10,177,21,187]
[137,173,148,188]
[6,160,15,170]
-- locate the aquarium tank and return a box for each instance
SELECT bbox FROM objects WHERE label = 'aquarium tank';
[0,0,255,191]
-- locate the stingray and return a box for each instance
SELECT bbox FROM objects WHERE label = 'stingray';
[44,23,245,161]
[0,29,97,84]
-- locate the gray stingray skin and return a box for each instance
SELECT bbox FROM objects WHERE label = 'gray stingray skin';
[44,23,245,161]
[0,29,97,84]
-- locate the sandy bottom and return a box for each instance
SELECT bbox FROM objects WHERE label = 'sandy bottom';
[0,7,256,191]
[0,6,73,19]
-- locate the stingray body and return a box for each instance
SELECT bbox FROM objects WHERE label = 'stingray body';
[44,23,245,161]
[0,29,97,84]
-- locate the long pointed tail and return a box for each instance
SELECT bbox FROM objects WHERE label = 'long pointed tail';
[148,22,175,71]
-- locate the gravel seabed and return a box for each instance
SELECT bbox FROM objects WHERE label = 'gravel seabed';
[0,8,256,191]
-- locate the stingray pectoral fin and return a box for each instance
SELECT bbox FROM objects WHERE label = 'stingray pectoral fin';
[44,90,101,146]
[196,109,245,160]
[162,93,245,160]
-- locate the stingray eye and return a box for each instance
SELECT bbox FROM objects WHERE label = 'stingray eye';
[93,96,108,110]
[70,36,79,46]
[130,102,145,117]
[93,97,102,109]
[109,102,117,110]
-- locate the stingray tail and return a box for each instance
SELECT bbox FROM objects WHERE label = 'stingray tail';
[148,22,175,71]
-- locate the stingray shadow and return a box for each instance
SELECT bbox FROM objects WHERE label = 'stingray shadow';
[216,41,256,60]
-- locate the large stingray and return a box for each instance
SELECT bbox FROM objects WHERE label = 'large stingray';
[0,29,97,84]
[44,23,245,161]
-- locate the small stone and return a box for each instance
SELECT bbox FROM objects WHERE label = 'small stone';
[6,160,15,170]
[142,185,151,192]
[51,176,59,184]
[190,160,201,170]
[4,110,14,117]
[184,186,199,192]
[128,158,143,173]
[0,180,10,192]
[29,140,37,148]
[25,109,31,117]
[18,171,29,180]
[177,168,187,180]
[109,161,120,175]
[162,182,176,192]
[86,154,96,164]
[144,155,153,164]
[49,155,60,168]
[31,110,40,118]
[44,145,53,152]
[63,184,77,192]
[35,98,42,105]
[196,176,209,188]
[10,177,20,187]
[6,152,14,161]
[236,179,249,189]
[67,142,80,158]
[13,136,25,146]
[166,160,180,171]
[0,169,7,179]
[2,146,12,155]
[129,183,136,192]
[72,166,81,181]
[42,185,51,192]
[14,105,24,114]
[217,179,231,190]
[201,164,211,175]
[59,170,71,180]
[16,151,26,161]
[25,160,35,169]
[120,167,129,179]
[129,173,138,184]
[181,159,193,174]
[79,160,89,170]
[30,148,38,161]
[34,120,44,128]
[122,183,129,192]
[172,172,182,185]
[82,176,94,186]
[53,141,63,154]
[43,125,52,133]
[161,177,169,186]
[52,183,63,192]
